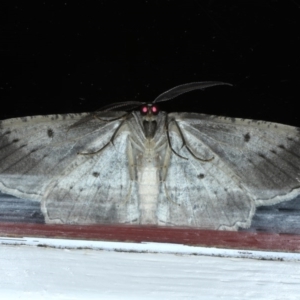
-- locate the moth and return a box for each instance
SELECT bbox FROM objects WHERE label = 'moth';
[0,82,300,230]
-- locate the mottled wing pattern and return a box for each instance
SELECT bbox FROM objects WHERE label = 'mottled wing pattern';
[0,113,139,224]
[159,112,300,229]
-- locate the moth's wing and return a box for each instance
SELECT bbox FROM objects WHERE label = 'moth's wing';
[0,113,139,224]
[160,112,300,230]
[158,128,255,230]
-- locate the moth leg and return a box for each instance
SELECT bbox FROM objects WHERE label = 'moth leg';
[117,137,136,205]
[167,117,214,162]
[163,182,182,207]
[119,181,133,205]
[159,142,181,207]
[78,118,127,155]
[127,137,136,182]
[165,115,188,160]
[160,142,171,183]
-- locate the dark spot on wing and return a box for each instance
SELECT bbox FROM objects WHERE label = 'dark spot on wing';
[12,138,19,143]
[270,149,277,154]
[4,131,11,135]
[47,128,54,138]
[69,186,73,190]
[92,172,100,177]
[278,144,285,149]
[197,173,205,179]
[80,188,83,192]
[258,153,266,159]
[244,132,251,142]
[193,204,199,210]
[30,148,38,153]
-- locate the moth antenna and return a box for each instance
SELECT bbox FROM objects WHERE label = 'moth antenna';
[69,102,142,130]
[96,101,145,112]
[92,101,145,122]
[153,81,232,103]
[93,111,130,122]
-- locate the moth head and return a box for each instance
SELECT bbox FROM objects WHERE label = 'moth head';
[140,103,159,121]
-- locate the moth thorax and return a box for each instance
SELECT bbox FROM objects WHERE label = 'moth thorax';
[143,120,157,139]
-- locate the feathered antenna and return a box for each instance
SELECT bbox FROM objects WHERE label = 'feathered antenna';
[153,81,232,103]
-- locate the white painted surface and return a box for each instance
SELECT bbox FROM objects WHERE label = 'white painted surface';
[1,241,300,299]
[2,236,300,261]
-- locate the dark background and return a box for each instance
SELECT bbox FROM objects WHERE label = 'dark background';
[1,0,300,125]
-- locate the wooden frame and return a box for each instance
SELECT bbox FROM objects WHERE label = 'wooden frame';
[1,222,300,252]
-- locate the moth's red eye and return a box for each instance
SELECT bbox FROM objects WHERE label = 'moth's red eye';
[140,106,148,115]
[151,105,159,115]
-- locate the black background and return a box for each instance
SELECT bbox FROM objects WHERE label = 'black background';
[1,0,300,125]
